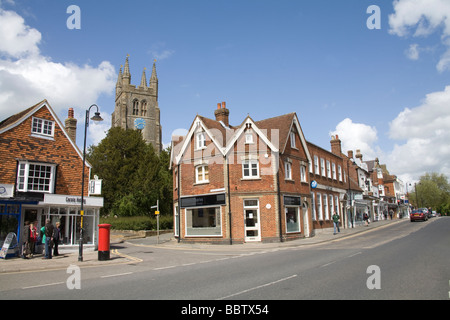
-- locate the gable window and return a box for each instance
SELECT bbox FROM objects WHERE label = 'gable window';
[195,165,209,184]
[243,160,259,179]
[17,161,56,193]
[196,132,206,149]
[290,130,296,148]
[245,132,254,144]
[31,117,54,137]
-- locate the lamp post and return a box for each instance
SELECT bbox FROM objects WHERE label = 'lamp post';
[79,104,103,262]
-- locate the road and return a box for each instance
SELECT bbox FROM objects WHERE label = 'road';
[1,217,449,304]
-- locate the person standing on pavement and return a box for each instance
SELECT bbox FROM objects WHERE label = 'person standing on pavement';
[332,212,340,235]
[53,221,61,257]
[43,219,54,259]
[28,222,38,258]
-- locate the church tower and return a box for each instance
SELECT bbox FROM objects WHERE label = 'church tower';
[111,55,162,153]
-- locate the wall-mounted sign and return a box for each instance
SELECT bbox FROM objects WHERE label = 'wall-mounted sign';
[311,180,317,189]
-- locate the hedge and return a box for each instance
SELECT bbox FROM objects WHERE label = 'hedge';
[100,215,173,231]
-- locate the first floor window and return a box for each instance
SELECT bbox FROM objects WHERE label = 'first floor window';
[17,162,56,193]
[286,206,300,233]
[195,165,209,183]
[243,160,259,178]
[186,207,221,236]
[285,161,292,180]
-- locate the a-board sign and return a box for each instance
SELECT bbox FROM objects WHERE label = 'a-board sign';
[0,232,18,259]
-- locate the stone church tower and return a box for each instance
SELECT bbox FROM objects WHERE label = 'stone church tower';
[111,55,162,153]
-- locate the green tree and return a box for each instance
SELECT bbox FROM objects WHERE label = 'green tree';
[409,172,450,213]
[87,127,172,217]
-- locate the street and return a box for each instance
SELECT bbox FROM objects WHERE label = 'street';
[1,217,449,303]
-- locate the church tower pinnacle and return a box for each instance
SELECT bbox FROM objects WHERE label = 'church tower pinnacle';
[111,55,162,153]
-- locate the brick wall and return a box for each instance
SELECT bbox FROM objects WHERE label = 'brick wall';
[0,105,89,196]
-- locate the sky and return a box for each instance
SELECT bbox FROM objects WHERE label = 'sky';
[1,0,450,184]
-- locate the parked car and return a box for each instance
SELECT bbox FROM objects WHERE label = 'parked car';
[410,209,428,222]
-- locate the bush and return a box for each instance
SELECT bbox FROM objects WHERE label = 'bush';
[100,215,173,231]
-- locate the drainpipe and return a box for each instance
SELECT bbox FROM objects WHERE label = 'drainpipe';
[276,153,284,242]
[226,155,232,245]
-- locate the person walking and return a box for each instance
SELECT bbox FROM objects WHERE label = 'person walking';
[22,221,30,259]
[363,212,370,226]
[43,219,54,259]
[332,212,340,235]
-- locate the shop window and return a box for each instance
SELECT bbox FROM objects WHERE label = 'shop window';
[286,206,300,233]
[186,207,221,236]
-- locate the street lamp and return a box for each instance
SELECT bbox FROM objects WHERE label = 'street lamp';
[79,104,103,262]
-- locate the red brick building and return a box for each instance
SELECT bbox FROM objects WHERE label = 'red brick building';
[0,100,103,252]
[172,102,325,244]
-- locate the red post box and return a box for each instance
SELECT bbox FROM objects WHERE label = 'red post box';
[98,224,111,261]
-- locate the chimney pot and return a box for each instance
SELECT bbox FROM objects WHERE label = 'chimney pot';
[222,101,226,109]
[217,103,221,110]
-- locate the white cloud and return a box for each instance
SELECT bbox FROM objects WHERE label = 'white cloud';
[0,7,116,143]
[330,118,380,159]
[405,43,420,60]
[389,0,450,71]
[387,85,450,179]
[147,42,175,61]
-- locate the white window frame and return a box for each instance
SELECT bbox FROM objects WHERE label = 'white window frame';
[31,117,54,138]
[317,193,323,220]
[300,165,307,182]
[195,165,209,184]
[245,132,254,144]
[314,155,319,175]
[311,192,316,221]
[326,160,331,178]
[196,132,206,150]
[242,160,259,179]
[321,158,326,177]
[290,131,296,148]
[285,161,292,180]
[17,161,56,193]
[332,163,337,180]
[338,165,342,181]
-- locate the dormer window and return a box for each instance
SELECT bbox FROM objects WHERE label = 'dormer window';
[31,117,54,137]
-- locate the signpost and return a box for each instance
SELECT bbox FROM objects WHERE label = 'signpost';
[151,200,160,244]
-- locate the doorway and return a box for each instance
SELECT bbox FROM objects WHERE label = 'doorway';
[243,199,261,242]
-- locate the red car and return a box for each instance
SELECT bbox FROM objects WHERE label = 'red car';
[410,209,428,222]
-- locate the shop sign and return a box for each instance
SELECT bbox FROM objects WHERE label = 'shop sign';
[0,184,14,198]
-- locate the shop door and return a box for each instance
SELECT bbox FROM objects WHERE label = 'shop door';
[244,199,261,242]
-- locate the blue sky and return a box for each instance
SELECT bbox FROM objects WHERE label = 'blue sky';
[1,0,450,183]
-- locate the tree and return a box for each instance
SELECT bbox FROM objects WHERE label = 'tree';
[409,172,450,213]
[87,127,172,217]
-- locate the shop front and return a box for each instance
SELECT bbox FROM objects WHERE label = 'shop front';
[1,194,103,253]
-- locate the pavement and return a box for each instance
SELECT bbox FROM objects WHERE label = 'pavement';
[0,218,406,274]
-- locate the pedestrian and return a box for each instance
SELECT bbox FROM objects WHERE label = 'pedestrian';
[332,212,340,235]
[43,219,54,259]
[53,221,61,257]
[40,224,46,256]
[389,209,393,220]
[363,212,370,226]
[28,222,38,258]
[22,221,30,259]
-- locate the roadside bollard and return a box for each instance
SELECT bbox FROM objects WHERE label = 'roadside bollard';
[98,224,111,261]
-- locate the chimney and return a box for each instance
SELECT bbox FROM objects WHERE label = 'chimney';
[347,150,354,159]
[330,134,342,156]
[214,101,230,126]
[65,108,77,143]
[355,149,363,161]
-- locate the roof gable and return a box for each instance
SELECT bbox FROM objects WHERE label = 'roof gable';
[0,100,89,168]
